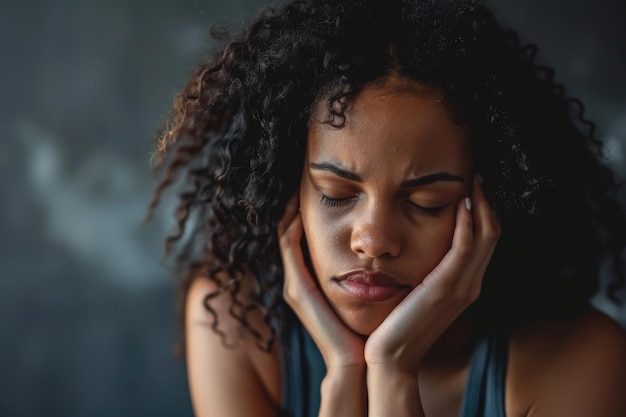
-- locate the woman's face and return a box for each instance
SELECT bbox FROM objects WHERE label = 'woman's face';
[299,79,473,336]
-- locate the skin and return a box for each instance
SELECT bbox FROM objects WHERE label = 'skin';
[184,77,626,417]
[299,80,474,336]
[281,77,500,416]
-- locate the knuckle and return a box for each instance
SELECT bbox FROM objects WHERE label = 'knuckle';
[282,277,306,306]
[481,219,501,243]
[448,282,480,307]
[282,283,297,304]
[455,242,473,259]
[276,223,286,237]
[484,227,500,245]
[467,285,481,303]
[454,284,472,303]
[426,282,448,304]
[279,231,295,249]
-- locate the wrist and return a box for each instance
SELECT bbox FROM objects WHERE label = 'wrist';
[323,363,366,386]
[320,365,367,417]
[323,350,366,370]
[367,365,423,417]
[365,352,425,376]
[366,362,419,383]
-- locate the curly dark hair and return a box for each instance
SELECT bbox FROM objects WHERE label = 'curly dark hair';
[148,0,626,352]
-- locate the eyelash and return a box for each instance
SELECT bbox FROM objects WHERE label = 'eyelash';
[320,194,358,207]
[406,202,445,217]
[319,193,444,216]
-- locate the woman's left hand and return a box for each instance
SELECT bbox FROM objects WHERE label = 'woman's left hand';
[364,175,501,373]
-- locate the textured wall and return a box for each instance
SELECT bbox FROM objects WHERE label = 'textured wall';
[0,0,624,416]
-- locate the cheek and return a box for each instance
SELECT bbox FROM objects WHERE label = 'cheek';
[419,210,457,260]
[300,201,350,278]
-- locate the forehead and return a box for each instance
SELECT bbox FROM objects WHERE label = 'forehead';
[307,81,472,175]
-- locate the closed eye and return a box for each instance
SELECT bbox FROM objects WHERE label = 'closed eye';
[405,201,445,217]
[320,194,358,207]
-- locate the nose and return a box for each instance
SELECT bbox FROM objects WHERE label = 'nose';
[350,201,402,259]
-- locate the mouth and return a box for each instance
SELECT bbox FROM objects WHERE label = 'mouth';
[332,270,411,302]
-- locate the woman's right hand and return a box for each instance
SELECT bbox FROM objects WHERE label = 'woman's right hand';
[278,194,366,370]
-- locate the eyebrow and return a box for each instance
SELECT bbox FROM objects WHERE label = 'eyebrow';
[309,162,464,186]
[309,162,361,181]
[401,173,464,187]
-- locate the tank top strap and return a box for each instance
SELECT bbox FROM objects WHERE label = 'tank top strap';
[460,331,509,417]
[281,304,508,417]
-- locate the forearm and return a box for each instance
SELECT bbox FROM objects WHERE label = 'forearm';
[366,364,424,417]
[319,365,367,417]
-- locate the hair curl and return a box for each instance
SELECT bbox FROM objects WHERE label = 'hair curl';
[148,0,626,353]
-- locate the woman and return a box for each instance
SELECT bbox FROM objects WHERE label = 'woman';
[148,0,626,416]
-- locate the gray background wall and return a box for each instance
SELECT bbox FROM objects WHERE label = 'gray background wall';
[1,0,624,416]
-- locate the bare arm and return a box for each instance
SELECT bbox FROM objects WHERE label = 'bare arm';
[185,277,281,417]
[514,309,626,417]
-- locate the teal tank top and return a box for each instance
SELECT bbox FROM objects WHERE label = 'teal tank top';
[279,307,508,417]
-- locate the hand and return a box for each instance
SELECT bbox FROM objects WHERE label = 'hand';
[278,194,366,370]
[364,176,501,373]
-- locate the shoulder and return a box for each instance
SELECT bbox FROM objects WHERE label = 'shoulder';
[506,307,626,417]
[185,274,282,417]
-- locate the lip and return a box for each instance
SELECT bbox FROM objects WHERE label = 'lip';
[333,270,410,302]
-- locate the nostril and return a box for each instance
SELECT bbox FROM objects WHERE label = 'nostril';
[351,229,399,259]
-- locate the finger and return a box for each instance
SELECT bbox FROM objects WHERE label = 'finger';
[421,197,475,296]
[467,175,501,294]
[471,175,501,248]
[449,195,483,296]
[277,213,329,313]
[277,193,299,236]
[451,195,474,254]
[279,211,305,279]
[442,196,475,271]
[470,176,501,269]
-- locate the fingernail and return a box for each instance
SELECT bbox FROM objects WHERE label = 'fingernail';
[477,174,483,184]
[465,197,472,211]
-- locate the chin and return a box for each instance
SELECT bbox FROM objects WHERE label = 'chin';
[349,322,379,337]
[335,305,392,337]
